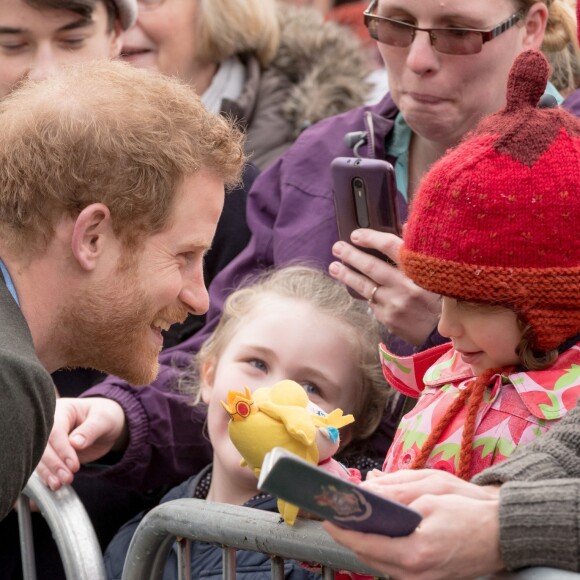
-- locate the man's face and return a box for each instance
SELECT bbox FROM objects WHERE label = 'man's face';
[0,0,122,100]
[59,170,225,385]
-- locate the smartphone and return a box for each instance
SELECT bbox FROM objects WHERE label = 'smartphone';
[258,447,422,537]
[332,156,400,239]
[331,156,401,298]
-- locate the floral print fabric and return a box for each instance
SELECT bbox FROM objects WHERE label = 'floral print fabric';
[380,341,580,478]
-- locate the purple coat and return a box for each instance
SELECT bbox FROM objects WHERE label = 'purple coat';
[84,94,442,490]
[563,88,580,116]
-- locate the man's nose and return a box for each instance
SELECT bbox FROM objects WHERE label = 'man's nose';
[26,47,59,82]
[179,270,210,316]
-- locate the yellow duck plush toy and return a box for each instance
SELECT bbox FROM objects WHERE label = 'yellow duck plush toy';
[221,379,355,525]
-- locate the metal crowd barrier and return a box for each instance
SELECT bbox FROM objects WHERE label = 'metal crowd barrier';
[18,471,106,580]
[120,498,385,579]
[15,476,580,580]
[121,499,580,580]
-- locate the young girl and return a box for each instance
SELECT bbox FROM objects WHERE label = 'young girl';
[379,50,580,481]
[103,265,390,579]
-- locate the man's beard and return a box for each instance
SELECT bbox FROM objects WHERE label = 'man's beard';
[56,268,188,386]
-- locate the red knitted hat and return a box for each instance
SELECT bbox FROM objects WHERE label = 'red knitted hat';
[401,49,580,352]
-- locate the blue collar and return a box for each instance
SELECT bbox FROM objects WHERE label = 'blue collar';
[0,259,20,306]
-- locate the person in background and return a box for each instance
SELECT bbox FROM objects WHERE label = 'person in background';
[0,0,134,100]
[542,0,580,97]
[562,0,580,112]
[103,265,390,579]
[0,57,243,551]
[328,0,574,343]
[123,0,371,172]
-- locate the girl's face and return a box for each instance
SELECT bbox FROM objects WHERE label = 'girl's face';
[121,0,214,89]
[375,0,546,146]
[438,297,522,375]
[200,295,361,491]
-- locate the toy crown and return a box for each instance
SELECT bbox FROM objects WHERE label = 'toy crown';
[220,386,257,422]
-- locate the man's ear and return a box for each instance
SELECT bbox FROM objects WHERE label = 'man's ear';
[199,359,217,405]
[109,21,124,58]
[71,203,114,271]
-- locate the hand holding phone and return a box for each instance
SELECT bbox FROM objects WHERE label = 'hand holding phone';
[331,156,401,298]
[258,447,422,537]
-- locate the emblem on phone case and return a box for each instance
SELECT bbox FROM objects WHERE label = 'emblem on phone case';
[314,485,372,522]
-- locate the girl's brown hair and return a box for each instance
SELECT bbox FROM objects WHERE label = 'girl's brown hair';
[517,323,559,370]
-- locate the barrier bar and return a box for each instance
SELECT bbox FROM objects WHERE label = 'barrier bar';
[21,472,106,580]
[121,499,384,580]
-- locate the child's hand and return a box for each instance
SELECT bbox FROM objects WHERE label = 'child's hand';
[364,468,383,480]
[361,469,499,506]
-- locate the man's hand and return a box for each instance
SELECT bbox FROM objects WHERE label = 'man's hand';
[36,397,128,491]
[324,470,504,580]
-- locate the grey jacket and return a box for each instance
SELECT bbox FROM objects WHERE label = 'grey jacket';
[222,5,372,170]
[474,395,580,571]
[0,276,55,520]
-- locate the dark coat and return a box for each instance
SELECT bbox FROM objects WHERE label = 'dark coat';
[0,276,55,520]
[103,466,321,580]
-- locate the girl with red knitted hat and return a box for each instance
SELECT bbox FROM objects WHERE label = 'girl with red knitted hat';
[381,48,580,481]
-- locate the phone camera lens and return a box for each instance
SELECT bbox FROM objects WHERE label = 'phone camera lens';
[352,177,369,228]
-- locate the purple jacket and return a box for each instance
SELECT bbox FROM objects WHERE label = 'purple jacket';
[563,88,580,116]
[84,93,442,490]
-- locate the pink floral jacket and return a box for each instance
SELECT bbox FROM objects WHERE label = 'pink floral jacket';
[380,340,580,479]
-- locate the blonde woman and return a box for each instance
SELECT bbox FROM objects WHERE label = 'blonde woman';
[123,0,372,170]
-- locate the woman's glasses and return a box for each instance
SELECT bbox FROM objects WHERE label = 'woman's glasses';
[137,0,166,11]
[363,0,523,56]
